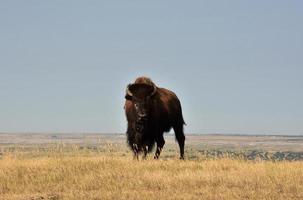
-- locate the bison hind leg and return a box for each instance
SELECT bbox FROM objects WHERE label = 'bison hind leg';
[154,135,165,159]
[173,124,185,159]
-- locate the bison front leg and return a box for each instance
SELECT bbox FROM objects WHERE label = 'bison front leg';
[132,144,139,160]
[154,136,165,159]
[142,146,148,160]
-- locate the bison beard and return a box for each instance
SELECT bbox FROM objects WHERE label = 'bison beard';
[124,76,185,160]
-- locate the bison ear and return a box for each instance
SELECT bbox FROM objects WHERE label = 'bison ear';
[125,94,132,100]
[125,84,133,100]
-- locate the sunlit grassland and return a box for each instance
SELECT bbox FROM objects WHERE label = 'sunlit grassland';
[0,145,302,200]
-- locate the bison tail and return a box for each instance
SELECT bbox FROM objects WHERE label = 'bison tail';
[182,117,187,126]
[179,112,186,126]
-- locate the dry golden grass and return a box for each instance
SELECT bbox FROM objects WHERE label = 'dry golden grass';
[0,149,302,200]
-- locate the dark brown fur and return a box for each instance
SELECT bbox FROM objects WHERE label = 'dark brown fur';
[124,77,185,159]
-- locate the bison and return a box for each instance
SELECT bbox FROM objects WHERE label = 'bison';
[124,76,185,159]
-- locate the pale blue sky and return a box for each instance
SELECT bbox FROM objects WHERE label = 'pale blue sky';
[0,1,302,134]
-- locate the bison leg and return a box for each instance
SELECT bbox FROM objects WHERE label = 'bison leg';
[133,153,139,160]
[154,136,165,159]
[142,146,148,160]
[132,144,139,160]
[173,125,185,159]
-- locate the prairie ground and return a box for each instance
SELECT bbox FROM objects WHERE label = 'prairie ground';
[0,133,303,200]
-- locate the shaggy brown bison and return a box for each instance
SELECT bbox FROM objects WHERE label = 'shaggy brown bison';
[124,76,185,159]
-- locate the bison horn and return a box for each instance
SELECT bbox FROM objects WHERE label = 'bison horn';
[149,84,157,97]
[126,84,133,97]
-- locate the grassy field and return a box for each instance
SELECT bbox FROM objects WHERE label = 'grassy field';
[0,133,303,200]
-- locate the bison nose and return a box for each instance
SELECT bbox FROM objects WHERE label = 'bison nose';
[138,113,147,119]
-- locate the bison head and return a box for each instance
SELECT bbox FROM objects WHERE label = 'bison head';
[125,83,157,120]
[125,83,157,142]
